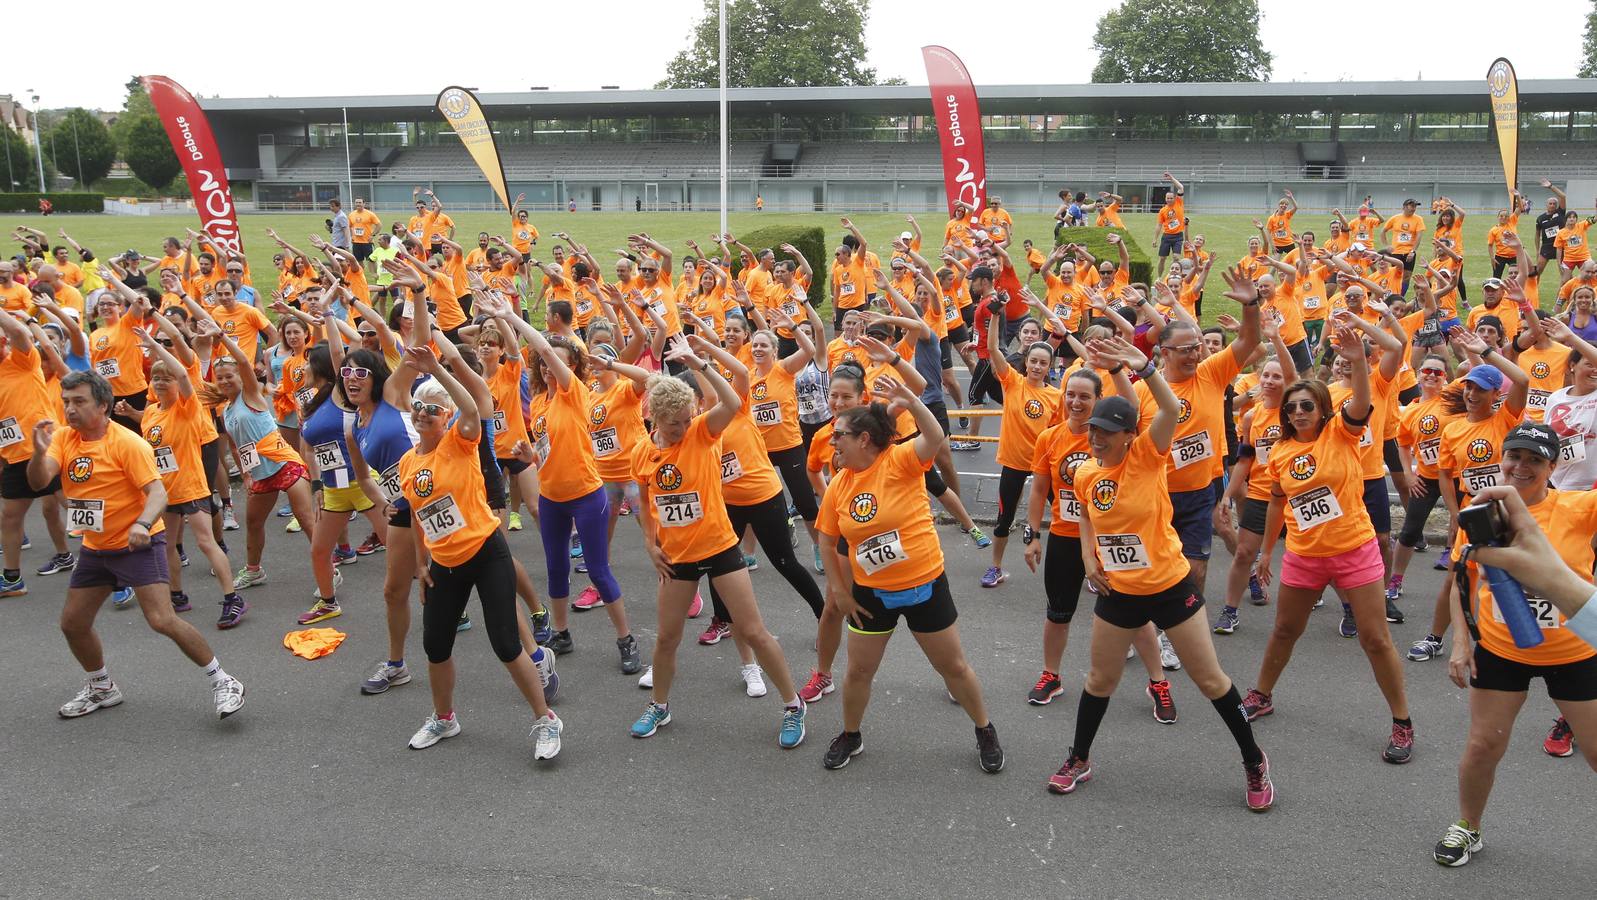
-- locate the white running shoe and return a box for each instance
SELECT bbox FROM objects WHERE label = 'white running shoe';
[212,676,245,719]
[637,665,654,689]
[741,663,768,698]
[233,568,267,590]
[409,713,461,749]
[59,680,123,718]
[1158,631,1182,671]
[532,712,563,760]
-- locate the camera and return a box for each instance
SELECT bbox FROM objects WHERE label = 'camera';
[1459,500,1509,547]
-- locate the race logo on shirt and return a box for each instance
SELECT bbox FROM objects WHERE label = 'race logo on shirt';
[531,415,547,440]
[1419,414,1440,437]
[94,335,110,352]
[1090,478,1118,511]
[1531,361,1552,379]
[849,492,878,523]
[752,382,769,402]
[1261,424,1282,442]
[1024,398,1044,419]
[1288,453,1316,481]
[146,426,164,447]
[656,464,683,492]
[68,456,93,483]
[1060,451,1090,486]
[1467,439,1494,463]
[589,404,608,426]
[1176,399,1192,424]
[413,469,435,498]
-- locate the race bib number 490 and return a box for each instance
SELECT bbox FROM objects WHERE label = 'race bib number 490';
[753,402,782,427]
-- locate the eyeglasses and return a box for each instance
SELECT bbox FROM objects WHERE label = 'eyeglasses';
[1164,343,1202,355]
[1283,400,1317,414]
[411,401,447,417]
[829,430,859,442]
[340,366,372,380]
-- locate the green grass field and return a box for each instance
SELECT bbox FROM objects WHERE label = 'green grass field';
[4,209,1548,320]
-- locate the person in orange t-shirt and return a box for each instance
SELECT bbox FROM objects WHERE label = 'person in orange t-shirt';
[0,309,73,589]
[1382,198,1427,294]
[628,337,805,743]
[1095,192,1125,228]
[33,368,246,722]
[394,346,562,757]
[87,283,154,430]
[748,309,823,548]
[1265,191,1298,253]
[347,199,382,269]
[1154,172,1187,278]
[1049,335,1270,806]
[983,312,1060,587]
[1248,319,1413,762]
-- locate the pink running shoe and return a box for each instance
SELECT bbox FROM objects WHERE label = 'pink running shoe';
[572,585,604,611]
[687,591,704,618]
[698,616,730,645]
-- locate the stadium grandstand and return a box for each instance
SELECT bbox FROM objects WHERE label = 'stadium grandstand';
[202,79,1597,214]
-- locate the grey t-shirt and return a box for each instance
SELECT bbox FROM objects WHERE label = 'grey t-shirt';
[330,210,351,248]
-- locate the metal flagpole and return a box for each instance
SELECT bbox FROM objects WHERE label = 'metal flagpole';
[718,0,727,236]
[343,106,354,204]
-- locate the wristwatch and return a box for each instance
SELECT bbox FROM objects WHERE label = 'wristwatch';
[1022,526,1037,546]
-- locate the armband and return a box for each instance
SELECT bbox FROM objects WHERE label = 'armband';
[1137,360,1158,381]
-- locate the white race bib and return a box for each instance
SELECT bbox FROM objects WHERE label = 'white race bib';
[1545,226,1560,240]
[719,451,744,483]
[378,463,404,503]
[1056,488,1082,523]
[1528,389,1550,411]
[66,498,104,533]
[1358,426,1373,448]
[1096,534,1150,571]
[1418,439,1441,467]
[591,427,619,458]
[855,529,909,575]
[1560,435,1587,464]
[1462,464,1500,495]
[237,442,261,471]
[752,401,782,427]
[1289,485,1344,532]
[1303,294,1322,311]
[839,281,857,297]
[416,494,465,542]
[154,445,178,475]
[1172,430,1214,470]
[95,358,120,379]
[534,433,551,467]
[0,417,21,448]
[296,387,315,410]
[1492,594,1562,630]
[313,440,346,473]
[654,491,703,528]
[1255,437,1275,466]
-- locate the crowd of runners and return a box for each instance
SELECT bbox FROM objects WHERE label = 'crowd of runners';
[6,172,1597,866]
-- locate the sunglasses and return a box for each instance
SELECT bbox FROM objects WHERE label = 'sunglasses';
[1283,400,1317,414]
[357,330,378,339]
[1419,367,1447,375]
[829,430,859,442]
[1165,343,1202,355]
[340,366,372,380]
[411,401,447,417]
[639,267,659,273]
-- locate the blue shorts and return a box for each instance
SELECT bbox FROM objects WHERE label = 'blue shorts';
[69,536,169,591]
[1158,233,1185,257]
[1362,477,1392,534]
[1169,478,1219,561]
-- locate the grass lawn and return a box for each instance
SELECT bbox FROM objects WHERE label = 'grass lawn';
[4,208,1550,321]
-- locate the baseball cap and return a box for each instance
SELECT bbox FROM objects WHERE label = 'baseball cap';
[1463,364,1505,391]
[1502,422,1558,461]
[969,265,995,281]
[899,231,914,241]
[1476,314,1505,334]
[1482,277,1505,289]
[1403,198,1419,207]
[864,322,893,339]
[889,257,907,268]
[1086,396,1138,433]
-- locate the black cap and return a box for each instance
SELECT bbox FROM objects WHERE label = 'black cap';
[969,265,995,281]
[1476,314,1505,334]
[1086,396,1138,433]
[1503,422,1558,461]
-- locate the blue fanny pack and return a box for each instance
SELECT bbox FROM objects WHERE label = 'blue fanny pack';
[874,582,933,609]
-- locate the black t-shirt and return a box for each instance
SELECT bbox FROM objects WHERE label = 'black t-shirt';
[1536,208,1566,254]
[122,271,149,291]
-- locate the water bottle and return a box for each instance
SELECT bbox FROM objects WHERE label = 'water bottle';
[1483,564,1544,649]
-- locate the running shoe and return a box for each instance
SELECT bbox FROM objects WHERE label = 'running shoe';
[226,461,240,478]
[1047,753,1092,794]
[1028,671,1063,705]
[1158,632,1181,670]
[741,663,768,698]
[618,634,643,675]
[572,585,604,611]
[531,609,552,645]
[1385,597,1404,624]
[1433,821,1483,867]
[508,511,523,532]
[409,713,461,749]
[1339,603,1358,638]
[547,629,574,655]
[178,547,189,568]
[1244,753,1275,812]
[687,591,703,618]
[533,648,559,703]
[284,516,301,534]
[822,730,864,769]
[0,574,27,596]
[532,713,563,760]
[111,587,134,609]
[1214,606,1240,635]
[221,506,240,531]
[812,545,825,574]
[21,533,32,548]
[779,700,807,749]
[951,440,981,452]
[170,591,192,613]
[631,702,671,738]
[574,561,588,574]
[699,617,730,645]
[968,526,992,549]
[297,600,341,625]
[975,722,1005,773]
[788,515,798,549]
[332,546,358,567]
[1408,635,1444,662]
[361,661,412,695]
[1433,549,1451,571]
[1247,574,1267,606]
[356,533,385,556]
[1385,575,1403,602]
[1146,680,1177,724]
[569,536,583,559]
[59,680,124,718]
[35,553,75,576]
[1241,688,1273,722]
[1544,717,1575,758]
[217,594,247,629]
[744,552,760,572]
[637,665,653,689]
[212,676,246,719]
[1383,721,1415,764]
[799,669,834,703]
[276,503,294,518]
[457,614,472,632]
[617,499,632,517]
[980,566,1006,588]
[234,567,267,590]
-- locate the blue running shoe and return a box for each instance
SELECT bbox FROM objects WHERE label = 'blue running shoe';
[569,537,583,559]
[111,587,134,609]
[276,504,294,518]
[631,702,671,738]
[779,699,807,749]
[1214,606,1240,635]
[456,614,472,633]
[0,574,28,597]
[1339,603,1358,638]
[1248,575,1267,606]
[532,609,553,645]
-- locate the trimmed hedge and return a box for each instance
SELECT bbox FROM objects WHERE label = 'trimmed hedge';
[1054,226,1151,287]
[0,192,104,213]
[731,225,829,311]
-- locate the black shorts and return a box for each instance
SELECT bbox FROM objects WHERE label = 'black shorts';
[167,497,215,517]
[939,337,954,371]
[1095,577,1206,630]
[1362,477,1391,534]
[1397,251,1417,272]
[388,505,412,530]
[833,305,863,330]
[668,543,747,582]
[778,335,800,358]
[69,536,169,590]
[498,456,531,477]
[947,324,971,346]
[1158,233,1185,258]
[1239,496,1270,536]
[926,400,952,437]
[352,242,374,262]
[1,459,59,500]
[1471,644,1597,701]
[1540,244,1559,262]
[847,571,958,635]
[968,359,1003,405]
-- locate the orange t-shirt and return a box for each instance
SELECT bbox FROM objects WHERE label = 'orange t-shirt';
[1487,221,1520,260]
[831,256,868,311]
[511,220,539,254]
[274,352,310,422]
[1266,210,1296,249]
[1158,196,1185,235]
[826,338,870,373]
[588,378,648,483]
[1266,416,1374,557]
[1328,369,1396,481]
[213,303,272,364]
[49,421,167,551]
[89,311,150,396]
[528,378,603,502]
[749,364,802,452]
[1555,221,1592,265]
[719,400,786,507]
[1383,214,1426,254]
[1031,422,1092,538]
[1397,394,1455,481]
[816,441,942,591]
[1439,402,1525,502]
[348,209,381,245]
[1074,431,1190,595]
[1042,275,1090,335]
[1243,408,1285,502]
[1097,201,1124,228]
[995,367,1062,470]
[0,342,56,465]
[632,414,738,563]
[1264,282,1307,347]
[487,357,528,460]
[141,392,212,504]
[1519,344,1566,422]
[398,421,499,566]
[1135,349,1241,492]
[1467,301,1522,343]
[1470,488,1597,666]
[806,419,837,479]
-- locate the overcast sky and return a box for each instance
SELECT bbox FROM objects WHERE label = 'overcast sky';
[6,0,1590,110]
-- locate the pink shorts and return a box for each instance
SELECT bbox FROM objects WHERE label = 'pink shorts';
[1280,538,1384,593]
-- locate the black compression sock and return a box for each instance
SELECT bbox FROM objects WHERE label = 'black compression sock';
[1071,691,1111,761]
[1212,685,1264,767]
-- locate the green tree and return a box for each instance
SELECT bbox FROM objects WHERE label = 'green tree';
[113,76,181,191]
[1580,0,1597,78]
[44,108,116,188]
[0,127,44,192]
[1090,0,1272,83]
[657,0,879,88]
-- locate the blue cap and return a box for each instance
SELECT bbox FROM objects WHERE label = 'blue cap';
[1463,364,1504,392]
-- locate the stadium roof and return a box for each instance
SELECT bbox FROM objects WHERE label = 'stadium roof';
[201,79,1597,125]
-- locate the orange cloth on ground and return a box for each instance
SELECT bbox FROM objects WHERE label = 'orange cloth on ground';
[283,627,347,659]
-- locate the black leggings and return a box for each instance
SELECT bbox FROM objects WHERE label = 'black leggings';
[1492,257,1514,278]
[1397,476,1442,550]
[200,438,223,495]
[1045,533,1087,623]
[111,391,147,434]
[421,530,522,664]
[994,465,1029,538]
[710,492,825,623]
[768,444,819,522]
[800,417,831,464]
